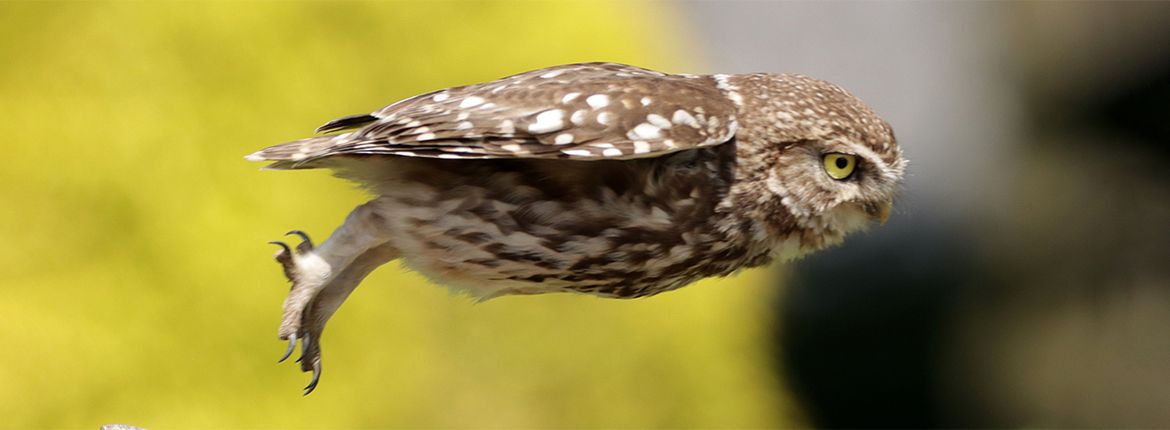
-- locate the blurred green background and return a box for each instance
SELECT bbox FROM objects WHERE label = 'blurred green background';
[9,2,1170,428]
[0,2,796,428]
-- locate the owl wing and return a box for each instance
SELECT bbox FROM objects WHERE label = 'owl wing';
[247,63,737,168]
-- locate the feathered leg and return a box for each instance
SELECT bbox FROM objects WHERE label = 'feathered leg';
[268,200,393,385]
[293,243,398,394]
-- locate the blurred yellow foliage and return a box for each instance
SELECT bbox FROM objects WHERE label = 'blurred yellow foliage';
[0,2,797,428]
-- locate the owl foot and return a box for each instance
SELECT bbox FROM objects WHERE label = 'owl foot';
[269,230,320,337]
[265,202,400,394]
[268,230,328,394]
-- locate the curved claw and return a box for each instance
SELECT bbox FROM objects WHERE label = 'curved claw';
[268,241,292,259]
[285,230,314,254]
[304,360,322,395]
[278,336,297,363]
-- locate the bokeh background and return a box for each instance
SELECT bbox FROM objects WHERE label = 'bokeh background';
[1,1,1168,428]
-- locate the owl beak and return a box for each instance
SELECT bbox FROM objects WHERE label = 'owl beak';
[864,200,893,225]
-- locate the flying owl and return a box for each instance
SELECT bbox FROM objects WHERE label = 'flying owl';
[247,62,906,394]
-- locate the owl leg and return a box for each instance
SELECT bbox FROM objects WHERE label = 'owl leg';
[293,243,398,395]
[269,200,392,354]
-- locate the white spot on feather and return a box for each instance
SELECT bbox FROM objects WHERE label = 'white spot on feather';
[602,148,623,157]
[527,109,565,134]
[672,109,699,128]
[417,133,436,141]
[586,94,610,109]
[628,123,661,140]
[646,114,671,129]
[554,133,574,145]
[570,110,586,126]
[456,121,473,130]
[632,141,651,154]
[540,69,565,78]
[431,93,449,102]
[498,119,515,134]
[459,97,485,108]
[597,111,615,125]
[562,149,592,157]
[562,92,580,103]
[640,96,652,106]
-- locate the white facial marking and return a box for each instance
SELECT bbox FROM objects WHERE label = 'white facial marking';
[628,123,662,140]
[602,148,623,157]
[672,109,699,128]
[646,113,671,129]
[562,92,580,103]
[586,94,610,109]
[459,97,485,108]
[527,109,565,134]
[554,133,574,145]
[431,93,449,102]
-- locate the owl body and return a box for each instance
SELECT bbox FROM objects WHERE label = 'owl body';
[338,141,772,300]
[248,62,905,393]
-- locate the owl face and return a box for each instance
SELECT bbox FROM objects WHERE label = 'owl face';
[765,136,903,242]
[732,73,905,254]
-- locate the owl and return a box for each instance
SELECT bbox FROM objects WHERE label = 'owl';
[247,62,905,393]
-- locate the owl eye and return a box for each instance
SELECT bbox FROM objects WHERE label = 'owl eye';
[822,153,857,180]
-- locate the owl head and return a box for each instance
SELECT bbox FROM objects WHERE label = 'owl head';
[727,73,906,257]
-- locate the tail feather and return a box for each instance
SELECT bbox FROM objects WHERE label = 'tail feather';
[245,134,352,170]
[247,112,380,169]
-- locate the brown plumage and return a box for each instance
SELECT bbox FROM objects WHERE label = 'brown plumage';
[247,62,906,394]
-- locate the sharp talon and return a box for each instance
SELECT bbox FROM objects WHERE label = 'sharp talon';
[278,336,296,363]
[304,361,322,395]
[269,241,292,259]
[285,230,314,253]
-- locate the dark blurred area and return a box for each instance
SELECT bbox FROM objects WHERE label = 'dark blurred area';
[712,3,1170,427]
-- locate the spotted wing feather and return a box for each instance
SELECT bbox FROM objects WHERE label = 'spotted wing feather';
[247,63,738,168]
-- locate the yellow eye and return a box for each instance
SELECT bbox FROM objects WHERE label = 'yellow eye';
[823,153,857,180]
